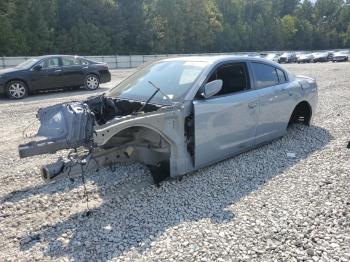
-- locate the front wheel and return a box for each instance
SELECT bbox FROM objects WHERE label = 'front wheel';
[84,75,100,90]
[7,80,28,99]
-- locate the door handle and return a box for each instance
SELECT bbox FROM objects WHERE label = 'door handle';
[248,101,258,109]
[54,69,62,72]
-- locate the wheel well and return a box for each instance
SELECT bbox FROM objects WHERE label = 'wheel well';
[288,101,312,126]
[105,126,171,149]
[104,126,172,184]
[5,79,29,90]
[86,73,99,80]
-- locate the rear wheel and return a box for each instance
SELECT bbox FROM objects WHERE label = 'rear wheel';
[85,74,99,90]
[6,80,28,99]
[288,102,312,127]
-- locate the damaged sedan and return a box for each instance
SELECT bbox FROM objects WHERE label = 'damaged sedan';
[19,56,318,184]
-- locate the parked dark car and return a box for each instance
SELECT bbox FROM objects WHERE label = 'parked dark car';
[313,52,333,62]
[0,55,111,99]
[332,51,349,62]
[297,53,314,63]
[278,52,297,63]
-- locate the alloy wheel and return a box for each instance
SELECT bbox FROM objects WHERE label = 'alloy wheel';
[8,82,26,99]
[86,76,99,90]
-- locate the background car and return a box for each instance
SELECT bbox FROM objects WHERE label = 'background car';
[297,53,314,63]
[332,51,349,62]
[263,53,280,62]
[0,55,111,99]
[295,52,304,60]
[313,51,333,62]
[278,52,297,63]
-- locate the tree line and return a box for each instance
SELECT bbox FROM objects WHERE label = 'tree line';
[1,0,350,56]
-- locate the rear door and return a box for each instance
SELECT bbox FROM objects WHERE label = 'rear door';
[193,62,259,168]
[250,62,295,145]
[60,56,85,87]
[30,57,62,90]
[274,69,300,129]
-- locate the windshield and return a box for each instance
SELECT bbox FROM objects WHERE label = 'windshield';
[15,58,40,69]
[108,60,208,104]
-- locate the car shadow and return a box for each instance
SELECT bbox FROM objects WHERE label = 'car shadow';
[4,124,331,261]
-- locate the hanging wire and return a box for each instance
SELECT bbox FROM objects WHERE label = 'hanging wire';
[22,119,38,138]
[67,148,94,217]
[80,162,91,216]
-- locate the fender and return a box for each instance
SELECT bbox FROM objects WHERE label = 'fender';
[94,108,188,177]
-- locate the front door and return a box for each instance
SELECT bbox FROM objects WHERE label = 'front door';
[193,62,258,168]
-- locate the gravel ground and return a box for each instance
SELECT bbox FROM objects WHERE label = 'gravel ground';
[0,63,349,262]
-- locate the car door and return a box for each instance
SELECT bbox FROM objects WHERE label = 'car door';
[250,62,295,145]
[60,56,85,87]
[193,62,259,168]
[30,57,62,90]
[274,69,300,130]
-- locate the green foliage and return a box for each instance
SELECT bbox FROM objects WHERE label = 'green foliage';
[0,0,350,56]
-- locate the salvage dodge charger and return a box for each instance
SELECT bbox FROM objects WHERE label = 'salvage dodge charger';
[19,56,318,184]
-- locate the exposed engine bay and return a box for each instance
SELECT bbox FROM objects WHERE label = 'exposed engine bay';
[18,94,178,184]
[86,95,165,125]
[19,95,167,157]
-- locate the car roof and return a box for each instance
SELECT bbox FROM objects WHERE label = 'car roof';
[162,55,280,65]
[35,55,81,59]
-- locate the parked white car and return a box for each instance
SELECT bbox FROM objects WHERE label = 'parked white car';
[264,53,280,62]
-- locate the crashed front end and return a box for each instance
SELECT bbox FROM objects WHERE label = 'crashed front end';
[19,95,190,184]
[19,102,95,158]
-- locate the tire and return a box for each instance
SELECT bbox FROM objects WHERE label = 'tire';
[84,74,100,90]
[6,80,28,99]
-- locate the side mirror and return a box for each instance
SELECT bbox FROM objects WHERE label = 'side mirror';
[201,80,223,99]
[33,64,42,71]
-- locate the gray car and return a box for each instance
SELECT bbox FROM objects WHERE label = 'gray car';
[19,56,318,184]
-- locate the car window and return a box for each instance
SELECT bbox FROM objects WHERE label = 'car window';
[78,58,90,66]
[251,62,279,89]
[276,68,287,83]
[109,61,208,104]
[206,62,250,96]
[40,58,60,69]
[62,57,80,66]
[16,58,39,69]
[179,66,204,85]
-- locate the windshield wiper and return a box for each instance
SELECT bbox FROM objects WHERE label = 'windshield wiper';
[148,81,172,102]
[136,81,171,113]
